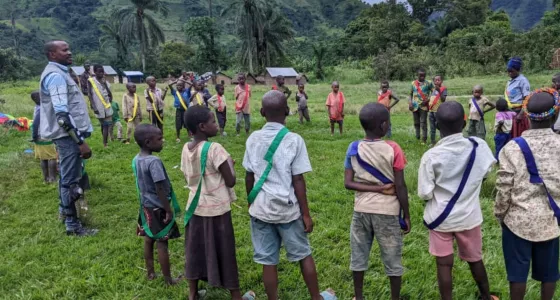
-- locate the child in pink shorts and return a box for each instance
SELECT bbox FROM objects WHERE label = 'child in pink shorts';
[418,101,499,300]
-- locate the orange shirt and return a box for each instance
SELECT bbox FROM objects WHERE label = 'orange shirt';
[377,90,392,110]
[235,84,251,114]
[326,91,345,121]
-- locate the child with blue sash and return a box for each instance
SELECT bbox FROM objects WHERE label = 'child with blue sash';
[467,85,495,140]
[243,91,336,300]
[419,102,498,300]
[181,105,255,300]
[344,103,410,300]
[132,124,180,285]
[495,89,560,300]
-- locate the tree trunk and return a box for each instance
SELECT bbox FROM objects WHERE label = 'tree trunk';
[209,0,216,84]
[137,9,146,73]
[10,12,19,58]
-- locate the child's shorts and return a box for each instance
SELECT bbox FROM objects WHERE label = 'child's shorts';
[350,212,403,276]
[429,226,482,262]
[34,143,57,160]
[502,224,560,283]
[137,207,181,241]
[250,216,311,265]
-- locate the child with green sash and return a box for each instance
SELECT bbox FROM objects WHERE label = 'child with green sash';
[243,90,337,300]
[132,124,180,285]
[181,105,255,300]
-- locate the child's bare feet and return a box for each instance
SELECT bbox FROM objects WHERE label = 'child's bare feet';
[163,276,181,285]
[147,273,157,280]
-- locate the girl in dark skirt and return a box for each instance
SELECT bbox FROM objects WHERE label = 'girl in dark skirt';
[181,106,254,300]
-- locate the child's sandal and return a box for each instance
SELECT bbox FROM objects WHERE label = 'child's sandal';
[242,290,255,300]
[320,288,337,300]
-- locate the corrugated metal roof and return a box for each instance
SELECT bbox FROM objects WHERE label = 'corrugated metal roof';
[266,67,298,78]
[123,71,144,76]
[71,66,118,76]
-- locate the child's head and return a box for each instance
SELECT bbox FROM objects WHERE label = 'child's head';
[176,80,186,92]
[552,73,560,90]
[185,105,218,138]
[359,103,390,138]
[525,89,560,129]
[215,84,224,96]
[126,82,136,94]
[298,83,305,93]
[496,98,508,112]
[134,124,163,152]
[507,57,523,79]
[93,64,104,79]
[473,85,483,99]
[381,80,389,93]
[436,101,466,137]
[417,68,426,81]
[260,90,289,124]
[193,80,203,91]
[276,75,285,86]
[331,81,340,93]
[30,90,40,105]
[433,75,443,87]
[146,76,156,88]
[237,73,246,85]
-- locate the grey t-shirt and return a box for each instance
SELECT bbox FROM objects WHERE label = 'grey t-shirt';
[135,155,170,208]
[296,92,308,109]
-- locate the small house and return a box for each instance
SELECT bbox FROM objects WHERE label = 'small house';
[215,72,232,85]
[71,66,119,84]
[123,71,144,84]
[551,48,560,69]
[265,67,301,86]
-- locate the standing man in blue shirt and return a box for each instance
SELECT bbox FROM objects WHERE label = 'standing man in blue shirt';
[40,40,98,236]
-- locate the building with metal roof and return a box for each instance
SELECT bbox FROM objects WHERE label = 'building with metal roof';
[264,67,306,85]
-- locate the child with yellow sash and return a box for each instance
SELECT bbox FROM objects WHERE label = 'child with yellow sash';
[188,80,210,108]
[122,83,142,145]
[87,64,114,148]
[144,76,168,138]
[168,80,190,142]
[31,90,58,184]
[181,105,255,300]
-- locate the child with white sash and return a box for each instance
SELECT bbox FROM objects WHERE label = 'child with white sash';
[495,89,560,300]
[242,90,336,300]
[122,83,142,144]
[419,101,498,300]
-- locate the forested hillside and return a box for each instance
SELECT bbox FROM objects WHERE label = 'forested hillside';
[491,0,554,30]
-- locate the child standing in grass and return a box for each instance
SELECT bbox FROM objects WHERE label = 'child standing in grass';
[295,83,311,124]
[87,64,114,148]
[243,90,337,300]
[181,105,255,300]
[326,81,345,136]
[494,98,516,161]
[133,124,180,285]
[207,84,228,136]
[495,89,560,300]
[419,101,498,300]
[145,76,168,138]
[235,73,252,136]
[111,99,123,141]
[31,90,57,184]
[168,79,190,142]
[468,85,496,140]
[377,80,400,138]
[344,102,410,300]
[122,83,142,145]
[428,75,447,145]
[409,68,434,144]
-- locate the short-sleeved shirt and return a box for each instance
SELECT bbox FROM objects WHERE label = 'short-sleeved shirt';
[495,111,517,133]
[377,90,393,110]
[468,96,490,121]
[411,80,434,111]
[181,142,236,217]
[171,88,190,110]
[134,155,171,209]
[243,122,312,224]
[111,101,120,122]
[207,94,227,111]
[429,87,447,112]
[235,84,251,114]
[273,85,291,99]
[506,74,531,106]
[144,87,164,111]
[296,92,308,108]
[344,140,407,215]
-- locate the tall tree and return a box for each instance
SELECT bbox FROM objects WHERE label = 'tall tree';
[408,0,443,25]
[184,16,221,76]
[100,19,130,79]
[113,0,168,72]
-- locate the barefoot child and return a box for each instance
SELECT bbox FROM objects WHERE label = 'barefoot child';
[495,89,560,300]
[181,105,254,300]
[419,101,498,300]
[409,68,434,144]
[326,81,345,136]
[31,90,57,183]
[243,90,337,300]
[87,64,114,148]
[145,76,168,137]
[122,83,142,145]
[494,98,516,161]
[235,73,251,136]
[169,80,190,142]
[468,85,496,140]
[428,76,447,145]
[344,103,410,300]
[133,124,180,285]
[111,99,123,141]
[296,83,311,124]
[207,84,228,136]
[377,80,400,138]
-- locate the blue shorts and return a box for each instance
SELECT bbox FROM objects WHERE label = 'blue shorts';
[250,217,312,265]
[502,224,560,283]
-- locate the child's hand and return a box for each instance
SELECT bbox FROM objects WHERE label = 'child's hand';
[303,214,314,233]
[408,103,414,111]
[381,186,396,195]
[163,210,172,224]
[402,217,411,234]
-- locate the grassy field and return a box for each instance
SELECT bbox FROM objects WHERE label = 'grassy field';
[0,73,557,299]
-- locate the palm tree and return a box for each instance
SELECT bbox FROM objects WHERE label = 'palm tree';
[113,0,168,72]
[259,6,294,68]
[100,19,129,64]
[312,44,326,80]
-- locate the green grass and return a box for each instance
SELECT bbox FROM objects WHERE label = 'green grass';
[0,74,555,299]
